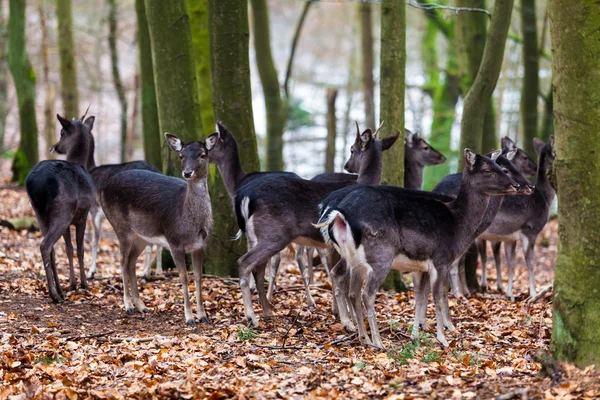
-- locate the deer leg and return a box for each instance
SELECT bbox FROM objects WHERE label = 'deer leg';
[63,228,76,291]
[363,266,389,350]
[50,249,64,300]
[348,265,371,346]
[87,209,103,279]
[143,245,152,279]
[522,235,537,297]
[441,277,456,332]
[266,253,280,302]
[319,248,338,315]
[192,248,208,323]
[330,258,355,332]
[306,247,314,285]
[127,238,147,313]
[430,266,450,348]
[156,246,164,275]
[412,271,429,337]
[118,237,135,313]
[476,239,488,291]
[296,245,316,309]
[458,254,471,297]
[505,241,517,302]
[170,249,194,324]
[492,241,503,292]
[253,262,273,318]
[449,261,462,298]
[40,227,63,303]
[75,221,88,289]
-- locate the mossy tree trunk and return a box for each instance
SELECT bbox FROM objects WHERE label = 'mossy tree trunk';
[520,0,539,157]
[380,0,406,292]
[250,0,285,171]
[145,0,203,177]
[107,0,128,162]
[325,88,337,173]
[56,0,78,119]
[359,1,375,129]
[135,0,161,170]
[8,0,38,185]
[550,0,600,367]
[39,1,57,161]
[0,0,9,150]
[187,0,214,132]
[206,0,260,277]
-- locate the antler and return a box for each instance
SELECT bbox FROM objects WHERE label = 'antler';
[355,121,361,138]
[373,120,385,138]
[80,104,91,122]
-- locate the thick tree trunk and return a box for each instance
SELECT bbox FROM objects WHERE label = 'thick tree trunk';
[187,0,215,132]
[540,88,553,142]
[520,0,539,157]
[8,0,38,185]
[0,0,9,150]
[550,0,600,367]
[39,1,56,160]
[359,1,375,129]
[135,0,161,170]
[457,0,514,171]
[144,0,203,176]
[325,88,337,173]
[250,0,285,171]
[380,0,407,292]
[207,0,260,277]
[108,0,128,163]
[56,0,78,119]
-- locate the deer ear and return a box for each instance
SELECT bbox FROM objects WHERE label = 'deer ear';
[464,148,477,169]
[165,133,183,152]
[57,114,73,131]
[404,129,414,147]
[490,149,502,161]
[533,138,545,156]
[501,136,515,152]
[360,129,373,148]
[549,135,556,156]
[506,149,517,161]
[83,116,95,132]
[206,133,218,150]
[382,132,400,151]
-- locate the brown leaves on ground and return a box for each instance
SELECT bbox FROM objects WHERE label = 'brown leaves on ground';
[0,184,598,399]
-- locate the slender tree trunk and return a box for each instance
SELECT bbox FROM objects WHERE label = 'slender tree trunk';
[207,0,260,277]
[107,0,128,163]
[250,0,285,171]
[145,0,203,176]
[8,0,39,185]
[540,89,554,142]
[135,0,161,170]
[482,101,496,152]
[284,1,312,99]
[457,0,514,171]
[359,1,375,129]
[520,0,539,157]
[187,0,214,132]
[56,0,78,119]
[550,0,600,367]
[380,0,406,292]
[39,1,56,160]
[0,0,9,150]
[325,88,337,173]
[126,73,139,160]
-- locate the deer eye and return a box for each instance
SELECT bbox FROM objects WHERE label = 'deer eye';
[502,168,509,174]
[423,146,429,150]
[179,154,183,160]
[200,154,206,159]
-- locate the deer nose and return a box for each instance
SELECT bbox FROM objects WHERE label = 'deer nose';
[182,170,194,179]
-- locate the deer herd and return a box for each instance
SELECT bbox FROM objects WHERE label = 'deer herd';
[24,113,556,349]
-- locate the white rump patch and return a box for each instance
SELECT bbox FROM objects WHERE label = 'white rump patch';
[391,253,433,273]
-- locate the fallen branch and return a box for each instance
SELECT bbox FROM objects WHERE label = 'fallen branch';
[66,330,115,341]
[328,333,357,346]
[252,344,303,350]
[495,388,528,400]
[527,283,553,303]
[277,284,326,294]
[95,336,154,343]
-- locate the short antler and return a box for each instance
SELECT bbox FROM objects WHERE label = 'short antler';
[373,120,385,138]
[80,104,91,122]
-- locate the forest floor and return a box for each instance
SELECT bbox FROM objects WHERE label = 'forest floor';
[1,183,599,399]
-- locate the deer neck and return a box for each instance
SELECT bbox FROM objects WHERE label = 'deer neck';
[66,133,91,170]
[534,151,555,205]
[451,177,491,254]
[216,149,247,197]
[86,134,97,171]
[184,177,211,218]
[356,145,383,184]
[404,153,424,190]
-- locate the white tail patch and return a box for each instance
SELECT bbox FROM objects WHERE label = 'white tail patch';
[232,230,243,241]
[313,210,356,259]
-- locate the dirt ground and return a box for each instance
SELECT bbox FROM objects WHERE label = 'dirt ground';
[1,184,598,399]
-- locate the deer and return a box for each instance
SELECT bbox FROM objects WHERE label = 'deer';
[100,134,212,324]
[25,114,96,303]
[474,137,556,301]
[86,161,163,281]
[267,129,447,309]
[316,149,522,348]
[227,123,398,328]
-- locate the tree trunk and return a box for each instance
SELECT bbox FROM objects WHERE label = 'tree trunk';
[207,0,260,277]
[380,0,407,292]
[550,0,600,367]
[359,1,375,129]
[126,73,139,161]
[187,0,215,132]
[108,0,128,163]
[56,0,78,119]
[284,1,312,99]
[325,88,337,173]
[482,101,497,152]
[144,0,203,176]
[8,0,39,185]
[0,0,9,150]
[39,1,56,160]
[250,0,285,171]
[540,88,553,142]
[457,0,514,171]
[520,0,539,157]
[135,0,161,170]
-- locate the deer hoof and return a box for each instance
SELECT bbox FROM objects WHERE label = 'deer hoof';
[126,308,135,315]
[246,316,259,328]
[507,295,516,302]
[198,317,209,324]
[69,283,77,291]
[80,282,89,290]
[186,319,197,326]
[437,335,450,348]
[86,272,95,280]
[50,294,63,303]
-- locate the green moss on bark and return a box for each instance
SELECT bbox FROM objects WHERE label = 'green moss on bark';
[56,0,78,119]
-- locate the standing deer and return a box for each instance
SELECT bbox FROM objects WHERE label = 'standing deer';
[101,134,212,324]
[25,115,96,302]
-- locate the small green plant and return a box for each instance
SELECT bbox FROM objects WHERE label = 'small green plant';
[34,355,66,364]
[388,343,416,365]
[412,332,434,347]
[539,237,550,248]
[387,381,404,391]
[236,325,257,341]
[388,319,401,332]
[421,349,443,363]
[469,353,483,366]
[354,361,366,370]
[450,351,483,366]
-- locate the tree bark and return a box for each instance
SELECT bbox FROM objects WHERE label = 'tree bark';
[107,0,128,163]
[520,0,539,157]
[284,1,312,99]
[8,0,39,185]
[56,0,78,119]
[457,0,514,171]
[126,73,139,161]
[207,0,260,277]
[325,88,337,173]
[550,0,600,367]
[380,0,406,292]
[359,1,375,129]
[39,1,56,160]
[135,0,161,170]
[144,0,203,176]
[187,0,215,132]
[0,0,9,150]
[540,88,553,142]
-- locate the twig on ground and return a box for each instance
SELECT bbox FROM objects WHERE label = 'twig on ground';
[281,304,302,348]
[66,330,115,341]
[527,283,553,303]
[328,333,357,346]
[277,284,326,294]
[495,388,528,400]
[96,336,154,343]
[252,344,303,350]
